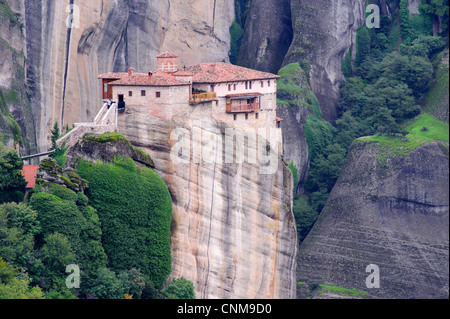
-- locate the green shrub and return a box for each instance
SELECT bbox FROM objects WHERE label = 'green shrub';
[76,157,173,288]
[29,189,107,288]
[160,277,195,299]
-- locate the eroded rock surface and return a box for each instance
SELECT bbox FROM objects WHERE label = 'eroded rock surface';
[297,141,449,299]
[117,102,298,299]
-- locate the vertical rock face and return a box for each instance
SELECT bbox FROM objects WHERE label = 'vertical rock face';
[283,0,367,123]
[297,141,449,299]
[0,0,36,151]
[17,0,234,151]
[237,0,293,74]
[117,102,298,299]
[161,0,235,67]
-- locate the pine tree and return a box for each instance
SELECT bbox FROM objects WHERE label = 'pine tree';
[400,0,412,43]
[355,26,371,67]
[50,121,60,151]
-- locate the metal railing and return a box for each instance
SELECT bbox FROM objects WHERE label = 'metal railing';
[189,92,217,102]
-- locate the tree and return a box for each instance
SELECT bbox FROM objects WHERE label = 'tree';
[41,233,75,272]
[160,277,195,299]
[0,258,45,299]
[50,121,60,151]
[90,268,126,299]
[0,149,27,204]
[419,0,450,32]
[0,203,40,266]
[341,49,353,78]
[355,26,371,67]
[293,196,318,243]
[400,0,412,42]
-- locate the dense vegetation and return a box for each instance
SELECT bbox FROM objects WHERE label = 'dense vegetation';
[287,1,449,244]
[0,134,194,299]
[229,0,250,64]
[0,140,27,204]
[76,157,173,289]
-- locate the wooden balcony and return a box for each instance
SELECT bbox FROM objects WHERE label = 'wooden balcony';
[189,92,217,104]
[226,103,260,113]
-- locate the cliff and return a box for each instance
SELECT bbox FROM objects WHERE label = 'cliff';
[283,0,367,123]
[13,0,234,151]
[116,102,298,299]
[297,140,449,299]
[237,0,293,74]
[0,0,36,151]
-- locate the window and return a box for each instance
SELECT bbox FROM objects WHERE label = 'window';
[129,91,133,97]
[156,91,161,98]
[245,81,248,90]
[261,81,264,88]
[141,90,146,97]
[268,81,271,87]
[255,113,259,119]
[234,114,237,121]
[228,84,232,91]
[245,113,248,120]
[104,84,108,93]
[249,81,252,90]
[234,84,237,91]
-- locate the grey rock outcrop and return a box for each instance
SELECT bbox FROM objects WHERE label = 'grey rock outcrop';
[297,140,449,299]
[283,0,367,123]
[237,0,293,74]
[0,0,36,151]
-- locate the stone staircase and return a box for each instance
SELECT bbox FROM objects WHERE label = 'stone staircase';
[56,102,117,149]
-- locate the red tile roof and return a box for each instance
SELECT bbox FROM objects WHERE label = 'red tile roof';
[186,62,280,84]
[98,72,130,80]
[22,165,39,189]
[226,92,262,98]
[108,74,190,87]
[173,70,193,77]
[157,52,178,58]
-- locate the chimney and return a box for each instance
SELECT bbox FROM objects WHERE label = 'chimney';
[128,67,134,76]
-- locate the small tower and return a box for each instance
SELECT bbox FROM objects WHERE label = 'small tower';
[156,52,178,72]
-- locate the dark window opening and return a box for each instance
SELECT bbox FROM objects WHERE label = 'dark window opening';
[141,90,146,97]
[156,92,161,98]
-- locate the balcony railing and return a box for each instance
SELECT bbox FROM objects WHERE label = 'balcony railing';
[226,103,260,113]
[189,92,217,102]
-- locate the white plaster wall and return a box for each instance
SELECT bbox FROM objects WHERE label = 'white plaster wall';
[193,80,277,97]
